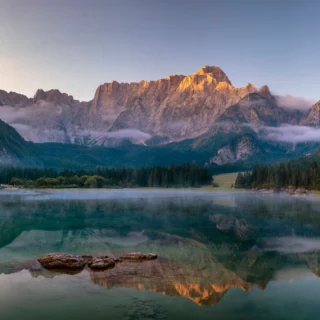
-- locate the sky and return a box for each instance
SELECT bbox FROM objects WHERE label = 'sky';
[0,0,319,102]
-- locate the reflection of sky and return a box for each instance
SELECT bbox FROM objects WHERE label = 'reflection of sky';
[0,229,149,263]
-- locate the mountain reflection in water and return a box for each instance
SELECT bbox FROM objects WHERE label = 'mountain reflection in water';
[1,190,320,313]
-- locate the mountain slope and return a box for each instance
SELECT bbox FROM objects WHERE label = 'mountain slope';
[0,66,317,168]
[301,101,320,126]
[216,87,302,126]
[0,118,38,165]
[104,66,257,140]
[0,89,90,144]
[0,66,258,145]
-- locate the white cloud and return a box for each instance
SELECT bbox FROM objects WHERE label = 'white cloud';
[264,237,320,254]
[261,124,320,143]
[275,95,316,112]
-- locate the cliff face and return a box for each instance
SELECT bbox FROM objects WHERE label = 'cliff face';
[0,66,316,166]
[216,87,302,126]
[0,66,259,145]
[209,134,264,165]
[301,101,320,126]
[0,89,90,144]
[91,66,257,140]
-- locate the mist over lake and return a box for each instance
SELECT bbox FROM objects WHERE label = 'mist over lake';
[1,190,320,319]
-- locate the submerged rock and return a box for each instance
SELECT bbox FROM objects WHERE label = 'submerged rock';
[38,253,87,269]
[120,252,157,261]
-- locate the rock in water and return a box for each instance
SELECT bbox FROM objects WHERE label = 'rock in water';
[38,253,88,269]
[89,257,116,270]
[120,252,157,261]
[81,255,94,265]
[38,252,157,271]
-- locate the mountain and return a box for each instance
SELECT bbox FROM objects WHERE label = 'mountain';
[93,66,258,140]
[301,101,320,126]
[0,118,38,166]
[216,86,302,126]
[0,89,90,144]
[0,66,259,145]
[0,66,317,167]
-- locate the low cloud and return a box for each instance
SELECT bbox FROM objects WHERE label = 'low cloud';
[0,101,66,124]
[264,236,320,254]
[0,103,151,145]
[275,95,316,112]
[77,129,151,141]
[12,124,67,143]
[261,124,320,144]
[73,129,152,146]
[107,129,151,140]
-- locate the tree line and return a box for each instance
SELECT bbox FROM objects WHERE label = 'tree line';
[235,150,320,190]
[0,164,212,188]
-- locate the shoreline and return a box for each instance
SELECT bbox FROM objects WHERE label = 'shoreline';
[0,173,243,193]
[253,187,317,196]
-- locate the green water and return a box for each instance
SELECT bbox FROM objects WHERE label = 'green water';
[1,189,320,319]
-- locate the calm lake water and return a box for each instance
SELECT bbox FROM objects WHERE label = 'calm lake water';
[1,189,320,320]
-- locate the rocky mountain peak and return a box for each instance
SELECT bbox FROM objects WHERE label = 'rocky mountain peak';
[194,66,232,85]
[33,89,75,105]
[1,65,306,151]
[258,85,273,99]
[0,90,30,106]
[301,100,320,126]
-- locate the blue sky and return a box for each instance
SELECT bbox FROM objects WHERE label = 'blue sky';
[0,0,319,101]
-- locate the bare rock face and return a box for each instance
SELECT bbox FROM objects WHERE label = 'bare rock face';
[210,134,263,165]
[0,66,259,145]
[120,252,158,261]
[216,91,297,126]
[0,90,30,106]
[0,89,90,144]
[38,253,87,269]
[0,66,308,158]
[301,101,320,126]
[101,66,258,140]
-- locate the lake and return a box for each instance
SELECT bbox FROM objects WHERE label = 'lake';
[1,189,320,320]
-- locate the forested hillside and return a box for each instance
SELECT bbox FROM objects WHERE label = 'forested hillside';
[0,119,39,166]
[0,164,212,188]
[235,149,320,190]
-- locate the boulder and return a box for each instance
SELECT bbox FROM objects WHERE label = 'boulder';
[38,253,87,269]
[89,257,116,270]
[120,252,157,261]
[82,255,94,265]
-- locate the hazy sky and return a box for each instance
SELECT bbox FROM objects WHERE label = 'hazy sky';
[0,0,319,101]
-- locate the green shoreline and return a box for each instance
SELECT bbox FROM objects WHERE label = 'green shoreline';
[1,173,247,193]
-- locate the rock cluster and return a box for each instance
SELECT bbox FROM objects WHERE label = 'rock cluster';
[38,252,157,271]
